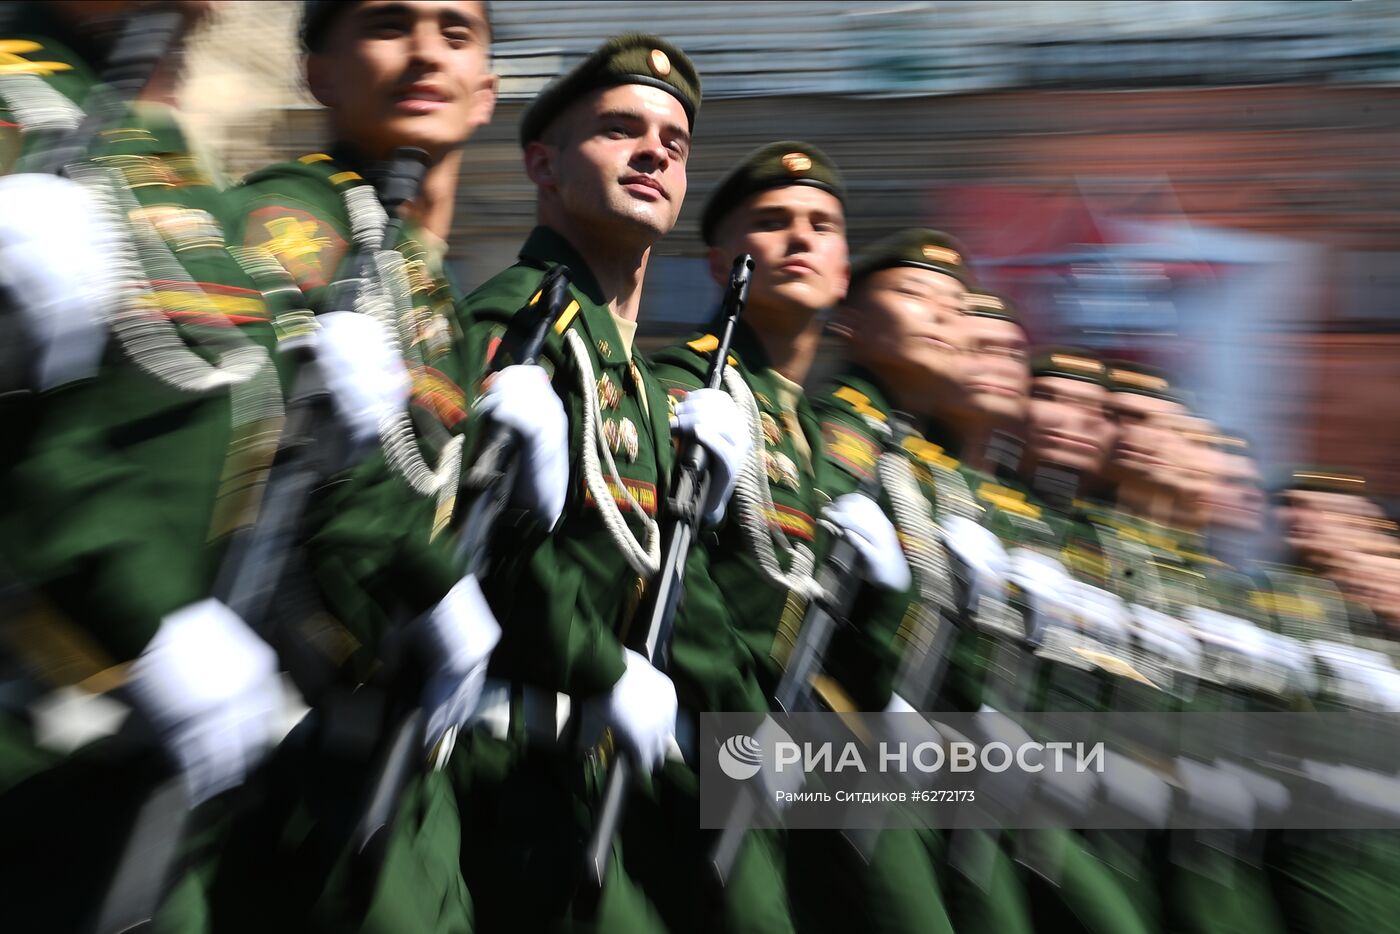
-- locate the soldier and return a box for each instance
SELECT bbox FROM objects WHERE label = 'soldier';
[0,2,291,931]
[647,147,915,934]
[217,3,545,931]
[811,227,1007,934]
[1198,430,1266,569]
[1100,361,1189,524]
[447,34,748,934]
[950,288,1031,476]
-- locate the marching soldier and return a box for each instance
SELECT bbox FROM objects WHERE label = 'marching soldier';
[0,2,292,930]
[648,145,915,934]
[949,288,1031,476]
[809,228,999,934]
[447,33,747,934]
[217,3,532,931]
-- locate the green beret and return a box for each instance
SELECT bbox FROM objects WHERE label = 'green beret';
[850,228,972,288]
[1105,359,1179,403]
[1030,346,1109,387]
[965,289,1020,324]
[520,33,700,146]
[1209,428,1253,456]
[700,140,845,245]
[1281,467,1368,497]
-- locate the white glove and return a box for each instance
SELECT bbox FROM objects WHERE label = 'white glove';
[126,599,283,806]
[823,493,912,591]
[669,388,746,524]
[317,311,411,449]
[601,648,677,772]
[416,575,502,756]
[473,365,568,530]
[1065,581,1131,646]
[0,173,114,390]
[940,515,1011,613]
[1006,548,1075,640]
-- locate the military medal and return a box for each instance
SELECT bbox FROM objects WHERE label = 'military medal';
[618,417,639,462]
[765,451,800,490]
[760,411,782,446]
[597,373,622,410]
[603,417,639,462]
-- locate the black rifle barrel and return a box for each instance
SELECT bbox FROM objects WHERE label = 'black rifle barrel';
[583,254,753,889]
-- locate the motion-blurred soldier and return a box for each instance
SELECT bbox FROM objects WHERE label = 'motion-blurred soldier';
[447,34,748,934]
[949,288,1031,476]
[0,3,292,931]
[218,4,541,931]
[1008,349,1174,934]
[1248,468,1400,934]
[810,228,1011,934]
[650,159,920,934]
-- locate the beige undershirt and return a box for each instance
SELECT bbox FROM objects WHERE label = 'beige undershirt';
[609,311,648,417]
[770,369,812,474]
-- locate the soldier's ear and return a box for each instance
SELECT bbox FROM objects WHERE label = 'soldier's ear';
[305,53,338,109]
[706,247,730,288]
[523,141,557,189]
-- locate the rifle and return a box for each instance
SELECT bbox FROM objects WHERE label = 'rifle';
[350,263,576,881]
[582,254,753,889]
[91,148,429,934]
[709,435,889,885]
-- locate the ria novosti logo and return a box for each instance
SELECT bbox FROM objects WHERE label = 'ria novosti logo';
[717,734,763,780]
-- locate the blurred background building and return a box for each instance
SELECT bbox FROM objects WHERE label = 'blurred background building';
[182,0,1400,508]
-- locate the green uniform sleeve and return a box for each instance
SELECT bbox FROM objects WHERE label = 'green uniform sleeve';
[0,90,286,662]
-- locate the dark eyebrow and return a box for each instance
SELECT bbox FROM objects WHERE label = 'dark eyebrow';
[358,2,412,20]
[358,3,485,31]
[596,109,691,147]
[665,122,691,147]
[440,7,486,31]
[596,108,646,124]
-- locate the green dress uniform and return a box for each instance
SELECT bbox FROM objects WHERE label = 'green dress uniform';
[447,224,676,934]
[631,318,834,934]
[0,7,289,932]
[213,147,475,934]
[803,368,968,934]
[443,36,713,933]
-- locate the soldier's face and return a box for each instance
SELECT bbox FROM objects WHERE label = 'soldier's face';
[846,266,965,405]
[957,315,1030,425]
[1107,391,1186,485]
[1026,376,1117,476]
[1204,450,1265,533]
[308,1,497,160]
[533,84,690,243]
[710,186,848,328]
